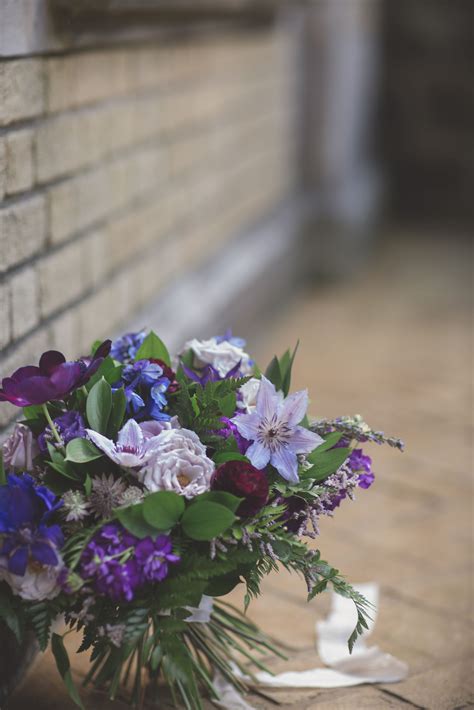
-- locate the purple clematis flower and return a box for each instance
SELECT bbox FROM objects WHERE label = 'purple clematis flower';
[231,376,323,483]
[86,418,163,468]
[0,340,111,407]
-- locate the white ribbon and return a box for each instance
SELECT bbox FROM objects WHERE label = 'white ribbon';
[213,583,408,708]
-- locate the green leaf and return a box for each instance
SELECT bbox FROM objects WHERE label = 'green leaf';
[51,633,84,709]
[264,356,282,390]
[65,438,103,464]
[0,593,22,642]
[47,460,81,481]
[22,404,45,420]
[181,502,235,541]
[135,331,171,366]
[86,356,123,391]
[0,450,5,487]
[115,504,160,538]
[315,431,344,453]
[194,491,243,513]
[86,377,112,433]
[220,392,236,417]
[142,491,185,530]
[190,394,200,416]
[204,572,242,596]
[302,447,350,481]
[281,341,299,396]
[213,451,249,465]
[108,387,126,438]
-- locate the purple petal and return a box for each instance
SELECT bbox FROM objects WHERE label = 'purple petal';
[287,426,323,455]
[16,376,59,405]
[245,441,271,470]
[39,351,66,376]
[50,362,83,395]
[86,429,116,457]
[117,419,143,452]
[271,446,299,484]
[94,340,112,360]
[279,388,309,427]
[256,376,281,420]
[231,412,260,441]
[10,366,41,383]
[8,547,28,576]
[31,541,58,567]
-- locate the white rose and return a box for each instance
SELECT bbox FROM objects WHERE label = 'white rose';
[138,428,215,499]
[2,423,39,471]
[0,556,64,601]
[237,377,261,413]
[182,338,253,377]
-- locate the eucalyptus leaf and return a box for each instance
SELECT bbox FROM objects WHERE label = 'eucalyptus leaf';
[142,491,185,530]
[302,447,350,481]
[181,502,235,541]
[194,491,243,513]
[65,438,103,464]
[115,504,159,538]
[213,451,249,465]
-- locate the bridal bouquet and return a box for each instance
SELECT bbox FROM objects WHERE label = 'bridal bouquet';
[0,329,402,708]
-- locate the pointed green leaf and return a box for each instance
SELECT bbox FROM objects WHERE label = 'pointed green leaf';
[65,438,103,464]
[86,377,112,433]
[108,387,126,438]
[302,447,350,480]
[51,633,84,709]
[135,331,171,366]
[264,356,282,390]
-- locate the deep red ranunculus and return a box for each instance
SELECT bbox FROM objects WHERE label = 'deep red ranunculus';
[211,460,269,517]
[0,340,111,407]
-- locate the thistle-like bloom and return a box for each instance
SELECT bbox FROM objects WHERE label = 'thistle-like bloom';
[231,376,323,483]
[89,474,127,518]
[86,419,163,468]
[62,490,91,522]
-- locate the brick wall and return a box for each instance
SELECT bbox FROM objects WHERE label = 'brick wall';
[0,24,300,431]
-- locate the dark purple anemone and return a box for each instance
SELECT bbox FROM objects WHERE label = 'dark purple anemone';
[0,340,111,407]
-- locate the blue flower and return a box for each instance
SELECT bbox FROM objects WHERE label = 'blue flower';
[110,330,146,363]
[117,359,171,421]
[0,474,63,576]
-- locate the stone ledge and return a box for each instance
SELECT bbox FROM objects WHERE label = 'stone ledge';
[0,0,295,58]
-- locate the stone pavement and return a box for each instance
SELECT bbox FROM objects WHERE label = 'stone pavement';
[6,234,473,709]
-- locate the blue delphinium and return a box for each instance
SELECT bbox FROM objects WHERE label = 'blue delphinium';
[117,359,170,421]
[0,474,63,576]
[110,330,147,364]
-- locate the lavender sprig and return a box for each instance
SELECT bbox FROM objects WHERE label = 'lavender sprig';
[310,414,404,451]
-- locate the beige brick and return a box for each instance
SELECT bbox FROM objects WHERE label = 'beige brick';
[0,137,5,200]
[81,229,107,288]
[10,265,39,339]
[0,281,11,349]
[46,49,134,113]
[38,240,85,317]
[0,59,44,126]
[0,195,47,272]
[5,128,34,195]
[49,308,83,359]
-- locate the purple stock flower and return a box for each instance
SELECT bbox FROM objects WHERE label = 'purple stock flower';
[135,536,180,582]
[110,330,147,363]
[0,474,63,576]
[38,410,86,453]
[80,523,178,601]
[231,376,323,483]
[0,340,111,407]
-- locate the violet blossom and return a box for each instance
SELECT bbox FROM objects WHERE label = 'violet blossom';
[38,410,86,453]
[0,340,111,407]
[231,376,323,483]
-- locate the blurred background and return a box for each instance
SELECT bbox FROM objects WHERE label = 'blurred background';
[0,0,472,707]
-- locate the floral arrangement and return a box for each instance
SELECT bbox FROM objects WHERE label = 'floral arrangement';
[0,329,403,708]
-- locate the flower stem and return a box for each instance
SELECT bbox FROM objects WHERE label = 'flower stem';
[42,403,63,448]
